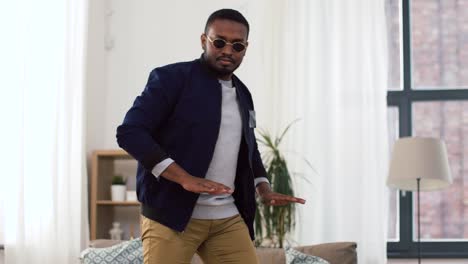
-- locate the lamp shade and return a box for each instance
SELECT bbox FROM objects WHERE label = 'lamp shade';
[387,137,452,191]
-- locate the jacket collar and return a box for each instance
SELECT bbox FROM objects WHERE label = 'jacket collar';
[199,53,219,79]
[198,53,243,88]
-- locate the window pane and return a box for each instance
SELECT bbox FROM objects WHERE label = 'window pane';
[412,101,468,240]
[388,106,399,241]
[411,0,468,89]
[386,0,402,91]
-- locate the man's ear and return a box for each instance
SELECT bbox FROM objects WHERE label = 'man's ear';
[200,34,207,51]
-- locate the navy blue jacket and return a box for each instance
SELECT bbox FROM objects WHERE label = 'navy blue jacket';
[116,56,267,240]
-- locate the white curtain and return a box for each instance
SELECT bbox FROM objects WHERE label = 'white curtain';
[0,0,89,263]
[254,0,389,262]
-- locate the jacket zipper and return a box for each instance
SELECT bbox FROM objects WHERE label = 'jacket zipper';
[182,81,223,232]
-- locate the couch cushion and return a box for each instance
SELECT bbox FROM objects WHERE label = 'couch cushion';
[296,242,357,264]
[285,247,329,264]
[81,238,142,264]
[255,247,286,264]
[255,242,357,264]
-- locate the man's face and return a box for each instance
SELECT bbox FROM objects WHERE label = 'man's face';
[201,19,248,79]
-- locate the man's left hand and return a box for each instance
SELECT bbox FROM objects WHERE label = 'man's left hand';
[259,191,306,206]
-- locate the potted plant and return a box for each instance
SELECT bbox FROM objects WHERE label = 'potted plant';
[111,175,126,201]
[255,120,308,248]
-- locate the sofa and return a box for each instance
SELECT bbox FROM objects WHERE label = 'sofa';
[88,239,357,264]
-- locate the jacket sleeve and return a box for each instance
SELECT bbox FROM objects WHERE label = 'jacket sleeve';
[116,67,181,171]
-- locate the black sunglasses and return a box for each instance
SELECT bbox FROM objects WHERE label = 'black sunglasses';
[206,36,247,52]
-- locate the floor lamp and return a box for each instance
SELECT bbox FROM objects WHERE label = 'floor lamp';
[386,137,452,264]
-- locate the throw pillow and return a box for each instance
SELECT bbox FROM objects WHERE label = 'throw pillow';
[80,238,142,264]
[285,247,330,264]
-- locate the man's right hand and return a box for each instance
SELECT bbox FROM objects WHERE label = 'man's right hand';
[160,162,233,195]
[180,176,233,195]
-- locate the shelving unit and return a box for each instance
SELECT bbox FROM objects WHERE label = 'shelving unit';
[96,201,140,206]
[90,149,140,240]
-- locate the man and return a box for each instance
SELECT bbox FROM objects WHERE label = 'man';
[116,9,305,264]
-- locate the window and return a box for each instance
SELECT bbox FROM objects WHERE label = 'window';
[386,0,468,258]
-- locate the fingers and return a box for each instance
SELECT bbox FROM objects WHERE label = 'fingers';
[197,180,233,195]
[266,194,306,206]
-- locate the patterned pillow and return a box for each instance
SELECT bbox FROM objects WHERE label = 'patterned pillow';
[80,238,142,264]
[285,247,330,264]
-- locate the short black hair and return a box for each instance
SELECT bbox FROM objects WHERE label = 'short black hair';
[204,9,250,38]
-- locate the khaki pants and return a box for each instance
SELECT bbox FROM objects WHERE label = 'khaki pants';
[141,214,259,264]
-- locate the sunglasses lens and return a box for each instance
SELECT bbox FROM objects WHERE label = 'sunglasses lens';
[213,39,226,49]
[209,37,246,52]
[232,43,245,52]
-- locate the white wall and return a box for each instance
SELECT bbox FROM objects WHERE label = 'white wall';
[86,0,107,155]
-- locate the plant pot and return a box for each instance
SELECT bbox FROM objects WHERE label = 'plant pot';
[111,185,126,201]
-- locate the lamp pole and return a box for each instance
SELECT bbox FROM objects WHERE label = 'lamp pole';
[417,178,421,264]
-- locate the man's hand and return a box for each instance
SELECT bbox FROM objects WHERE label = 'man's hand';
[256,182,305,206]
[160,162,232,195]
[181,176,233,195]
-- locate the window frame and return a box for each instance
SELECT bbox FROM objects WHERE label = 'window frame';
[387,0,468,258]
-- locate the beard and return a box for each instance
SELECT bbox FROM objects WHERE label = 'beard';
[203,53,240,77]
[215,63,239,75]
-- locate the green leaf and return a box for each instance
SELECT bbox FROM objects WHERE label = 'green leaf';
[277,119,300,145]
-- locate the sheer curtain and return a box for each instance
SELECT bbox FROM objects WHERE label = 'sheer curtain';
[0,0,89,263]
[254,0,389,262]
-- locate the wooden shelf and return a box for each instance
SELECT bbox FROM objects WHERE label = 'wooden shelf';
[93,149,132,158]
[90,149,139,240]
[97,200,140,206]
